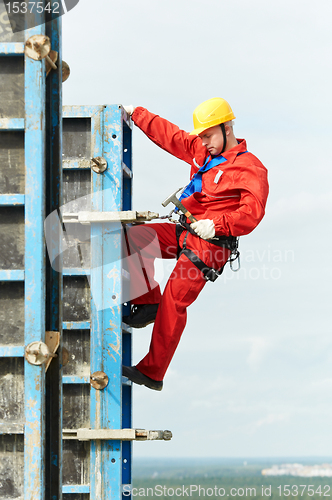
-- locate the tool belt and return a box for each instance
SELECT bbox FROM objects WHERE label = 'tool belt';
[176,215,240,282]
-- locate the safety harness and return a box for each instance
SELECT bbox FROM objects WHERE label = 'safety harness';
[175,215,240,282]
[173,145,248,282]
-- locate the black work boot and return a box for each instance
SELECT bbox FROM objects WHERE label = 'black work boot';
[123,304,159,328]
[122,366,163,391]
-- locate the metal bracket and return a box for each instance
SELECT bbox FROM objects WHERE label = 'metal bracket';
[62,210,160,224]
[24,332,60,370]
[63,428,172,441]
[25,34,70,82]
[45,331,60,372]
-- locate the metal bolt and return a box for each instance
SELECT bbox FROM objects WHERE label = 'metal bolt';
[25,341,51,366]
[90,371,109,390]
[163,430,173,441]
[45,54,57,70]
[62,61,71,83]
[25,36,57,68]
[91,157,107,174]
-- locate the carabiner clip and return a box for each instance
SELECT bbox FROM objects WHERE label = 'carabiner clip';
[230,251,241,272]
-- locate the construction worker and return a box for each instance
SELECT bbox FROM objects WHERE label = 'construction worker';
[122,98,269,391]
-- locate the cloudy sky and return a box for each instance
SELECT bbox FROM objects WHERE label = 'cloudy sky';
[63,0,332,458]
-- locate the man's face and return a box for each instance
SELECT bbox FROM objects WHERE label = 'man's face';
[199,125,225,156]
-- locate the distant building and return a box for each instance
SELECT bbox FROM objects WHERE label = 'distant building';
[262,464,332,477]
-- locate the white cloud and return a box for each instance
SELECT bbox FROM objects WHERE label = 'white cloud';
[252,413,290,430]
[246,336,272,371]
[269,192,332,219]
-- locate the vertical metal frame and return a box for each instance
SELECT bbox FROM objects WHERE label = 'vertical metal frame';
[24,15,47,499]
[120,111,133,497]
[62,105,133,499]
[45,6,63,499]
[90,105,125,500]
[62,105,104,497]
[0,3,63,498]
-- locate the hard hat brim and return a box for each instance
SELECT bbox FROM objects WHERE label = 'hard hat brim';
[189,126,208,136]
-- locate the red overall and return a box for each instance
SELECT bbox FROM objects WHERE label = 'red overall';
[127,108,269,381]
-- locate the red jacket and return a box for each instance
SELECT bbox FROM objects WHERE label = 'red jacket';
[132,107,269,237]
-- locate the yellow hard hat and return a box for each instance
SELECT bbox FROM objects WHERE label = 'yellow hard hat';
[190,97,236,135]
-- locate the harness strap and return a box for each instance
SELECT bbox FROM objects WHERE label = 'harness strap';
[180,245,223,282]
[176,228,227,282]
[175,223,185,259]
[220,123,227,154]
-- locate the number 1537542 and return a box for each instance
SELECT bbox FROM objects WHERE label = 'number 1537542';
[5,2,60,14]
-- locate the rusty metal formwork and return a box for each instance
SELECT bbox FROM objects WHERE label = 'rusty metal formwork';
[0,3,171,499]
[0,2,63,499]
[60,104,134,499]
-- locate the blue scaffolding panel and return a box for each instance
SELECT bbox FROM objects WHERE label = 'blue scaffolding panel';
[1,4,171,497]
[61,105,133,499]
[0,2,63,499]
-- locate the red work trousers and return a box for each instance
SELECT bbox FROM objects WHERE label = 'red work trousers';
[125,223,230,381]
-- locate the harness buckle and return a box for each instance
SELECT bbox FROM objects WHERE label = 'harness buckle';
[204,268,220,282]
